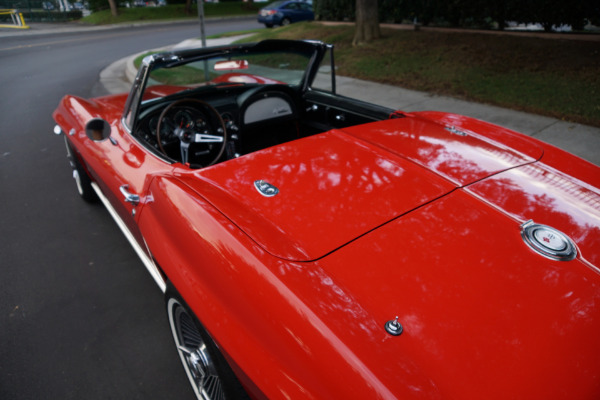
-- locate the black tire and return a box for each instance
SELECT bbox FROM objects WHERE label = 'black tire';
[264,23,273,28]
[64,137,97,202]
[280,18,291,26]
[166,287,249,400]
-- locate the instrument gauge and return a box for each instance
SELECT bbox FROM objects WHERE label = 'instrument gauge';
[174,110,194,129]
[195,117,208,130]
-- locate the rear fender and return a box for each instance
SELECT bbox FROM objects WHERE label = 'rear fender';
[136,175,400,399]
[137,175,295,396]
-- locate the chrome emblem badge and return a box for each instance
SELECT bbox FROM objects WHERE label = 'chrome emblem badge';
[445,125,468,136]
[254,180,279,197]
[521,220,577,261]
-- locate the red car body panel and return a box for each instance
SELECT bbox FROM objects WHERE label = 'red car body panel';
[319,189,600,399]
[350,114,543,185]
[183,113,551,262]
[54,93,175,250]
[182,129,454,261]
[52,41,600,400]
[132,126,600,399]
[466,162,600,266]
[137,172,600,399]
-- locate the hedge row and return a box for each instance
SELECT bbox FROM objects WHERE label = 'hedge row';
[0,10,82,22]
[21,10,83,21]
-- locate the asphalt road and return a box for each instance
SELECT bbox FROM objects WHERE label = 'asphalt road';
[0,17,262,400]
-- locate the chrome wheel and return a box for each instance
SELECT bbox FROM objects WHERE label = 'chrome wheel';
[168,298,225,400]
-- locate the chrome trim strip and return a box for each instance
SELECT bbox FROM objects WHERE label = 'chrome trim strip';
[121,116,132,134]
[91,182,167,292]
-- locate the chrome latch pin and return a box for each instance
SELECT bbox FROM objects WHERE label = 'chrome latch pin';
[385,316,403,336]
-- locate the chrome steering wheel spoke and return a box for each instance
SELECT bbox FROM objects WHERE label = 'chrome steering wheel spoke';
[180,141,191,165]
[156,99,227,167]
[193,133,224,144]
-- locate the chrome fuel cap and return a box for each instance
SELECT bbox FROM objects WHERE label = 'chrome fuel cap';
[521,220,577,261]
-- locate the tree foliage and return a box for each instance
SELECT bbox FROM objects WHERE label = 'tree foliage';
[314,0,355,21]
[314,0,599,31]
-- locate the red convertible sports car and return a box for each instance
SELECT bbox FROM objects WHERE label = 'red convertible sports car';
[53,39,600,399]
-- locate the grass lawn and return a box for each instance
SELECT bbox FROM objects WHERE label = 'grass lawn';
[239,22,600,127]
[89,1,598,128]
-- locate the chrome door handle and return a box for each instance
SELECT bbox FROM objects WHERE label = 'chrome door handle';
[119,185,140,205]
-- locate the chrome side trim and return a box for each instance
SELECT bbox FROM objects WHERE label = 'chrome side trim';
[91,182,167,292]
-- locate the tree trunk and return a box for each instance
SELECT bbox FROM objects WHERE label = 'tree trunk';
[353,0,380,46]
[185,0,192,15]
[108,0,118,17]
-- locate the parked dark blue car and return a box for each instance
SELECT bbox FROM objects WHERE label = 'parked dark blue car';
[258,0,314,28]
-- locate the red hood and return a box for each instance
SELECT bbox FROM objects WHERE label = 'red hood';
[165,117,599,398]
[181,117,540,261]
[342,113,543,186]
[290,188,600,399]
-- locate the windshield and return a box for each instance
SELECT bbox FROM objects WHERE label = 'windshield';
[142,50,313,102]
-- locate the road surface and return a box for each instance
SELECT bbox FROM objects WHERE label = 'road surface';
[0,17,261,400]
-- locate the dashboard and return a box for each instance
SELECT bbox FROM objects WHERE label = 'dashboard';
[134,85,299,166]
[243,96,294,124]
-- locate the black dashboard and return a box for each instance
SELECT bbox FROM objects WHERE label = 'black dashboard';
[134,84,300,166]
[133,84,391,168]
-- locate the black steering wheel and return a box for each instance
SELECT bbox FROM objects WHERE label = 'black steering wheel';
[156,99,227,167]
